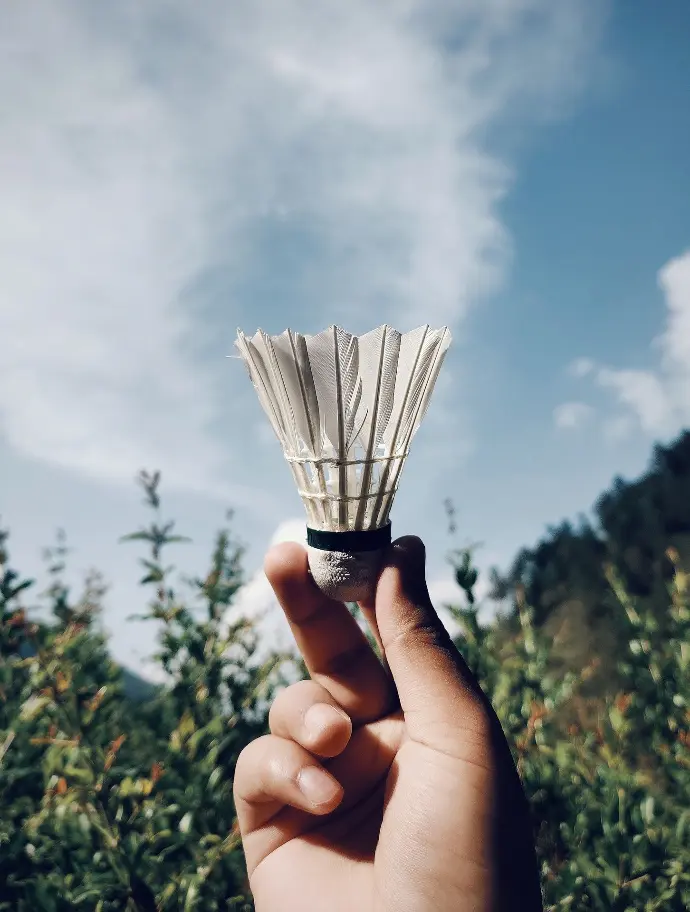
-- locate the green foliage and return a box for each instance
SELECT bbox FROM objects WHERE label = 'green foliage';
[502,431,690,697]
[445,544,690,910]
[2,437,690,910]
[0,473,291,910]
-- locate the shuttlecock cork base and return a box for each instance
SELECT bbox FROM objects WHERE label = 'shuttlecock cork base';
[307,549,382,603]
[306,523,392,603]
[235,323,451,603]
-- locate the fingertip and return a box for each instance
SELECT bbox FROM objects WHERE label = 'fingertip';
[265,540,350,629]
[263,541,308,588]
[358,536,427,611]
[382,535,431,607]
[390,535,426,568]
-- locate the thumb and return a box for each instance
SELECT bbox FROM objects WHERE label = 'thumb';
[367,536,490,747]
[368,538,544,908]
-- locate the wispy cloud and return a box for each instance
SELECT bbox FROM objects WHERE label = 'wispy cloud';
[568,357,596,379]
[0,1,607,500]
[568,250,690,440]
[231,517,307,657]
[553,401,594,430]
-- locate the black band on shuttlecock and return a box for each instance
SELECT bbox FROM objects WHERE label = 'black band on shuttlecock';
[306,523,392,554]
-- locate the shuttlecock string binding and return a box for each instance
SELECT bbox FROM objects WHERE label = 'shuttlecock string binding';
[236,323,451,601]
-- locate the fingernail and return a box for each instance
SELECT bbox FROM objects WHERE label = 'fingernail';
[304,703,350,740]
[391,537,429,604]
[298,767,341,805]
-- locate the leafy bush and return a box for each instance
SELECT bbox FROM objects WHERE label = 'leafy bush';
[1,469,689,910]
[449,545,690,910]
[1,472,291,911]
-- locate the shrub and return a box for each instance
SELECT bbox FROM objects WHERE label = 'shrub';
[0,474,688,909]
[0,472,291,911]
[447,546,690,910]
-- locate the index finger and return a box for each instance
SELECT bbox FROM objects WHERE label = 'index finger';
[265,542,394,723]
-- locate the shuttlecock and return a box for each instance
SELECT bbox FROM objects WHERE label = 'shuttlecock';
[236,324,451,602]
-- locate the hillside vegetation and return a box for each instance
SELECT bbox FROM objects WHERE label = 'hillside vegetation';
[2,438,690,910]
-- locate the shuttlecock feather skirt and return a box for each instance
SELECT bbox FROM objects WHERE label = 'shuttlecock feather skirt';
[236,324,451,601]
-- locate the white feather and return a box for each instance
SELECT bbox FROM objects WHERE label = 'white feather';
[236,324,451,533]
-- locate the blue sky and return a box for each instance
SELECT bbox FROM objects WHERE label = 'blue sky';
[1,0,689,674]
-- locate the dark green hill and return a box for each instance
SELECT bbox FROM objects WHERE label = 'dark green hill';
[121,666,159,702]
[495,429,690,692]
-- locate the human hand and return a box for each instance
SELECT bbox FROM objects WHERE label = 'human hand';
[234,537,543,911]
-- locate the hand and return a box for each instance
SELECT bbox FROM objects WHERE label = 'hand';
[234,537,543,911]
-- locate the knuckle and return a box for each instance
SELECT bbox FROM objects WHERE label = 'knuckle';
[233,735,302,801]
[267,689,290,729]
[234,735,270,780]
[316,641,372,678]
[385,614,449,656]
[291,678,325,700]
[268,679,328,729]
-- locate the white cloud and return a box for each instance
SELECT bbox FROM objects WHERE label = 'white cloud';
[553,401,594,430]
[0,5,234,498]
[0,1,607,498]
[568,357,595,378]
[572,250,690,440]
[428,576,464,635]
[428,576,464,609]
[230,518,306,655]
[596,368,674,434]
[602,413,635,444]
